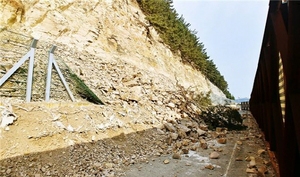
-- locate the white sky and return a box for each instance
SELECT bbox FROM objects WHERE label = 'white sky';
[172,0,269,99]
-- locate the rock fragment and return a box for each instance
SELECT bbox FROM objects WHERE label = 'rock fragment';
[247,156,256,168]
[182,148,189,154]
[235,157,243,161]
[237,140,243,145]
[172,153,181,160]
[205,164,214,170]
[163,159,170,164]
[209,152,220,159]
[217,138,227,144]
[177,124,190,133]
[197,128,206,136]
[104,163,114,169]
[257,149,266,156]
[170,133,178,140]
[246,168,257,173]
[257,166,267,177]
[164,123,176,132]
[200,139,208,149]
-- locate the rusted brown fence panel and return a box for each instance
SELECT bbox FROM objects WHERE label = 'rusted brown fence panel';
[250,1,300,176]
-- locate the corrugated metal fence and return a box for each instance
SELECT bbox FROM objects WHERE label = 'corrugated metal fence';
[250,1,300,176]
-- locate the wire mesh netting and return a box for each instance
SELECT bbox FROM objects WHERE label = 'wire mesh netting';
[0,30,103,104]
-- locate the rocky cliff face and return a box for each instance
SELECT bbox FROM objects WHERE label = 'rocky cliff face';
[0,0,227,104]
[0,2,242,176]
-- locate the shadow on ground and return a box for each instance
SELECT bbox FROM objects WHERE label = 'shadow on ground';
[0,128,168,176]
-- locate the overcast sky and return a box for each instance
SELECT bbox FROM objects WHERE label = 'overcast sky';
[172,0,269,99]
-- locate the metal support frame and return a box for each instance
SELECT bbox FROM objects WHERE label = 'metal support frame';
[0,39,38,102]
[45,45,75,102]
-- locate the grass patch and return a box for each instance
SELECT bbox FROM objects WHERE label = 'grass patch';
[68,72,104,105]
[58,59,104,105]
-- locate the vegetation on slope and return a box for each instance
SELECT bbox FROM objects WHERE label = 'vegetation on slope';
[60,59,104,105]
[137,0,234,99]
[201,106,246,130]
[69,72,104,105]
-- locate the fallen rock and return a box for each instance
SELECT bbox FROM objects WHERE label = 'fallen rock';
[263,160,271,165]
[176,141,183,148]
[182,148,189,154]
[172,153,181,160]
[170,133,178,140]
[235,157,243,161]
[199,124,208,131]
[197,128,206,136]
[237,140,243,145]
[66,125,74,132]
[240,137,247,141]
[55,121,66,129]
[246,168,257,173]
[177,124,191,133]
[249,159,256,168]
[216,127,223,132]
[93,162,102,169]
[164,123,176,132]
[258,149,266,156]
[163,159,170,164]
[217,138,227,144]
[6,168,11,174]
[200,139,208,149]
[167,102,176,108]
[177,129,187,138]
[182,139,190,146]
[258,166,267,176]
[209,152,220,159]
[104,163,114,169]
[0,104,17,128]
[245,156,255,162]
[190,144,198,151]
[205,164,214,170]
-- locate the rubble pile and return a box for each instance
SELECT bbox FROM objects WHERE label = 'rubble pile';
[200,106,246,130]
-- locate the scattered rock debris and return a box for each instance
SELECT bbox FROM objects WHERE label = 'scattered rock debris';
[0,106,277,176]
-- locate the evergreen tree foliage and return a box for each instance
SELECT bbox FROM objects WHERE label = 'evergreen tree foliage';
[137,0,234,99]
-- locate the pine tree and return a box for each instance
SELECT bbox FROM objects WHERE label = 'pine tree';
[137,0,234,99]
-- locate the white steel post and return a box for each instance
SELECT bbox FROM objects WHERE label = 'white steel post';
[0,52,31,86]
[45,46,56,101]
[45,45,75,102]
[25,39,38,102]
[53,59,75,102]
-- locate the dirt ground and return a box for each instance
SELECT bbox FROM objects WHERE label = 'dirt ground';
[0,101,277,177]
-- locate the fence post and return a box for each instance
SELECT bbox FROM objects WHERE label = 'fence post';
[25,39,38,102]
[45,46,56,101]
[45,45,75,102]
